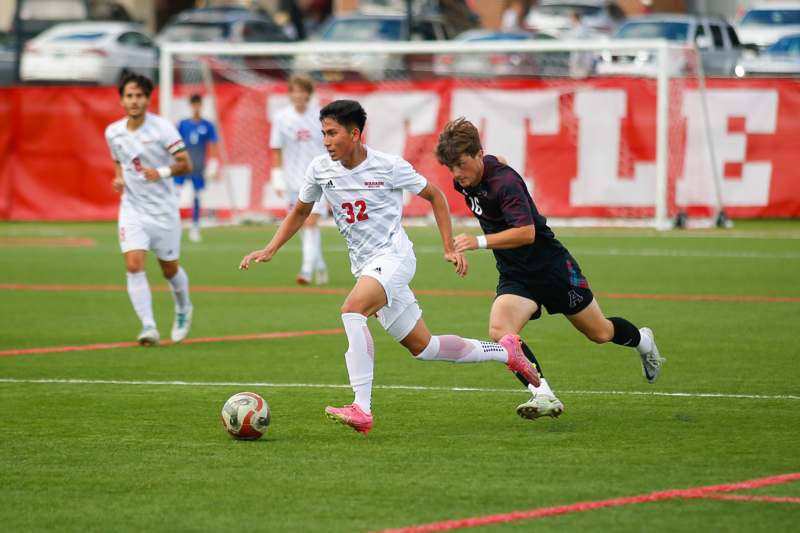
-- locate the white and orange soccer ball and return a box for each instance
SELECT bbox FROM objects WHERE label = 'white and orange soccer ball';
[221,392,271,440]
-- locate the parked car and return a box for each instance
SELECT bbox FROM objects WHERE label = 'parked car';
[293,11,454,81]
[524,0,625,38]
[735,33,800,77]
[595,15,742,77]
[433,29,569,78]
[157,7,292,44]
[735,3,800,51]
[157,7,293,81]
[0,32,16,85]
[21,22,157,85]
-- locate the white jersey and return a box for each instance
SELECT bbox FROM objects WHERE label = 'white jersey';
[299,146,427,276]
[269,104,325,192]
[105,113,186,222]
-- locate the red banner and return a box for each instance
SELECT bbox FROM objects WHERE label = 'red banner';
[1,78,799,221]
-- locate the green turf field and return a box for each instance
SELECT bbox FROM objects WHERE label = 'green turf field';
[1,220,799,532]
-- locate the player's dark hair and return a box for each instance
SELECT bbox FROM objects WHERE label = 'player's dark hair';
[189,93,202,104]
[435,117,483,168]
[118,72,154,98]
[288,74,314,94]
[319,100,367,133]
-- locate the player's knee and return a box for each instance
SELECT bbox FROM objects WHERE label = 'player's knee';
[340,302,367,315]
[489,325,509,342]
[585,328,613,344]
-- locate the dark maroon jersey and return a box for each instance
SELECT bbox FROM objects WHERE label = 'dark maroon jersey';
[454,155,566,275]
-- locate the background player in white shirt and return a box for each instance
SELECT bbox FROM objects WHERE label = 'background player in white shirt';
[240,100,540,435]
[270,75,329,285]
[105,73,194,346]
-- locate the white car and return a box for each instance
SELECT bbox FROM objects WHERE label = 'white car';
[735,33,800,77]
[524,0,626,39]
[21,22,157,85]
[735,3,800,51]
[596,15,742,77]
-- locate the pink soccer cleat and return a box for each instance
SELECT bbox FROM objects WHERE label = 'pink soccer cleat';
[500,334,541,388]
[324,404,373,434]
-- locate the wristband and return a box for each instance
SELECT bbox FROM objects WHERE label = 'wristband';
[476,235,488,249]
[157,166,172,179]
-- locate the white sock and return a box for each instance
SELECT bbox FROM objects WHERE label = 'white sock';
[636,328,653,355]
[341,313,374,414]
[301,228,315,276]
[311,227,327,272]
[416,335,508,363]
[531,378,555,398]
[167,267,192,312]
[126,271,155,328]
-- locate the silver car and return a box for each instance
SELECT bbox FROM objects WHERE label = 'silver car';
[21,22,157,85]
[596,14,742,77]
[524,0,626,38]
[735,33,800,77]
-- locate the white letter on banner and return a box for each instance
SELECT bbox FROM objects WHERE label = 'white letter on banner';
[333,91,440,156]
[570,90,654,206]
[677,90,777,207]
[450,89,560,187]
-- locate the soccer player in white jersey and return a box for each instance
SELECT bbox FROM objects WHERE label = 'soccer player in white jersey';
[270,75,329,285]
[105,73,194,346]
[240,100,540,434]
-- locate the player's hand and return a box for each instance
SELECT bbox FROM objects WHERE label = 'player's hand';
[142,167,160,181]
[444,251,468,278]
[112,176,125,193]
[453,233,478,253]
[239,248,274,270]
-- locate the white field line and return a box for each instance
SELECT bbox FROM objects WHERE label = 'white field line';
[0,378,798,401]
[118,242,800,260]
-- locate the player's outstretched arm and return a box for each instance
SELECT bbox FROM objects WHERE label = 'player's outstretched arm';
[239,200,314,270]
[454,225,535,252]
[417,182,468,278]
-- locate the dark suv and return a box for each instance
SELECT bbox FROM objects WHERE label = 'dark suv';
[157,7,294,81]
[293,12,455,81]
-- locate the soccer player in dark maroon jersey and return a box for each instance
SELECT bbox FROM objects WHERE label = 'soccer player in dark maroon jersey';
[435,118,664,420]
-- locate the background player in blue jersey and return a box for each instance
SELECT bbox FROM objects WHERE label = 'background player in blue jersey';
[176,94,219,242]
[435,118,665,420]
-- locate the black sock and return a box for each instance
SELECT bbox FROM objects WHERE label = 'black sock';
[609,317,641,347]
[511,341,545,388]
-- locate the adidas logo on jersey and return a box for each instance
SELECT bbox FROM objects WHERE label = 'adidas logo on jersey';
[325,180,335,189]
[373,267,382,274]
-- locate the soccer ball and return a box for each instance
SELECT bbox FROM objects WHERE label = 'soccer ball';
[221,392,271,440]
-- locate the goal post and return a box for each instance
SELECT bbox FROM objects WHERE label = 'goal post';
[159,38,710,229]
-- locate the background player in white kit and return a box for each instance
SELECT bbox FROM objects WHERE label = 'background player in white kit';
[105,73,194,346]
[241,100,540,434]
[270,75,329,285]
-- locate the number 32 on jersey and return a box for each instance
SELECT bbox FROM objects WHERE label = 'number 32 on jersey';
[341,200,369,224]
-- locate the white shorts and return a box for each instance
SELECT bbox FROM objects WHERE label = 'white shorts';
[287,190,329,217]
[118,211,181,261]
[361,249,422,342]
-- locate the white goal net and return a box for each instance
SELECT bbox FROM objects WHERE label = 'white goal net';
[159,39,719,229]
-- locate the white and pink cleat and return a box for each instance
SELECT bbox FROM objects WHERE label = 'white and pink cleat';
[499,334,541,388]
[324,404,374,434]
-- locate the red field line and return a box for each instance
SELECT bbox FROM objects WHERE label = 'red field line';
[2,283,799,303]
[0,328,343,357]
[0,237,96,247]
[694,494,800,504]
[374,473,800,533]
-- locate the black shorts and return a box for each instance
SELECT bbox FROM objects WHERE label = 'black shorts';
[496,253,594,320]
